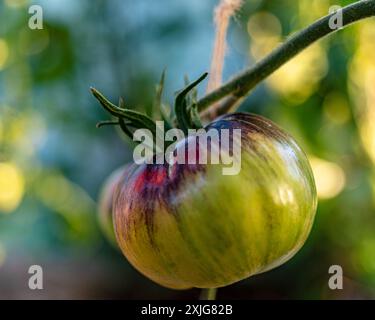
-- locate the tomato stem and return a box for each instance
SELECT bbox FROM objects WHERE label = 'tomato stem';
[200,288,217,300]
[197,0,375,120]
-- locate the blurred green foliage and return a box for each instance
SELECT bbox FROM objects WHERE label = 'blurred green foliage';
[0,0,375,299]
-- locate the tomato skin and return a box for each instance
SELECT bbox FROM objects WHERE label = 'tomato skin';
[113,113,317,289]
[98,166,128,246]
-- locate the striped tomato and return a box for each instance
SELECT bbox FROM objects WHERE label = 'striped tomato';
[112,113,317,289]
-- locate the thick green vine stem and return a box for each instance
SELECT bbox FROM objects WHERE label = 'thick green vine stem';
[198,0,375,120]
[200,288,218,300]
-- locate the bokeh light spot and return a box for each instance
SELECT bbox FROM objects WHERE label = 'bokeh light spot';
[309,157,346,200]
[248,12,281,59]
[323,92,351,125]
[0,162,25,213]
[349,20,375,165]
[248,12,282,41]
[0,119,3,143]
[5,0,28,8]
[0,39,9,70]
[267,44,328,104]
[0,243,6,268]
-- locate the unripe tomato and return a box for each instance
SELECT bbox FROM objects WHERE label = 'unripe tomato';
[113,113,317,289]
[98,166,128,246]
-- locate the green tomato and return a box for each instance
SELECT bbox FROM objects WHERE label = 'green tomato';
[113,113,317,289]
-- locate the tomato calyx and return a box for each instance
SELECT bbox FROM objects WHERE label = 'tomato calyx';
[90,72,208,142]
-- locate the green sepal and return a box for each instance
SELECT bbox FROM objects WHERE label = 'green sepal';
[119,97,126,109]
[91,87,157,139]
[184,75,198,108]
[96,120,120,128]
[118,118,135,138]
[154,70,166,112]
[190,103,203,128]
[160,104,173,131]
[153,70,173,130]
[174,72,208,134]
